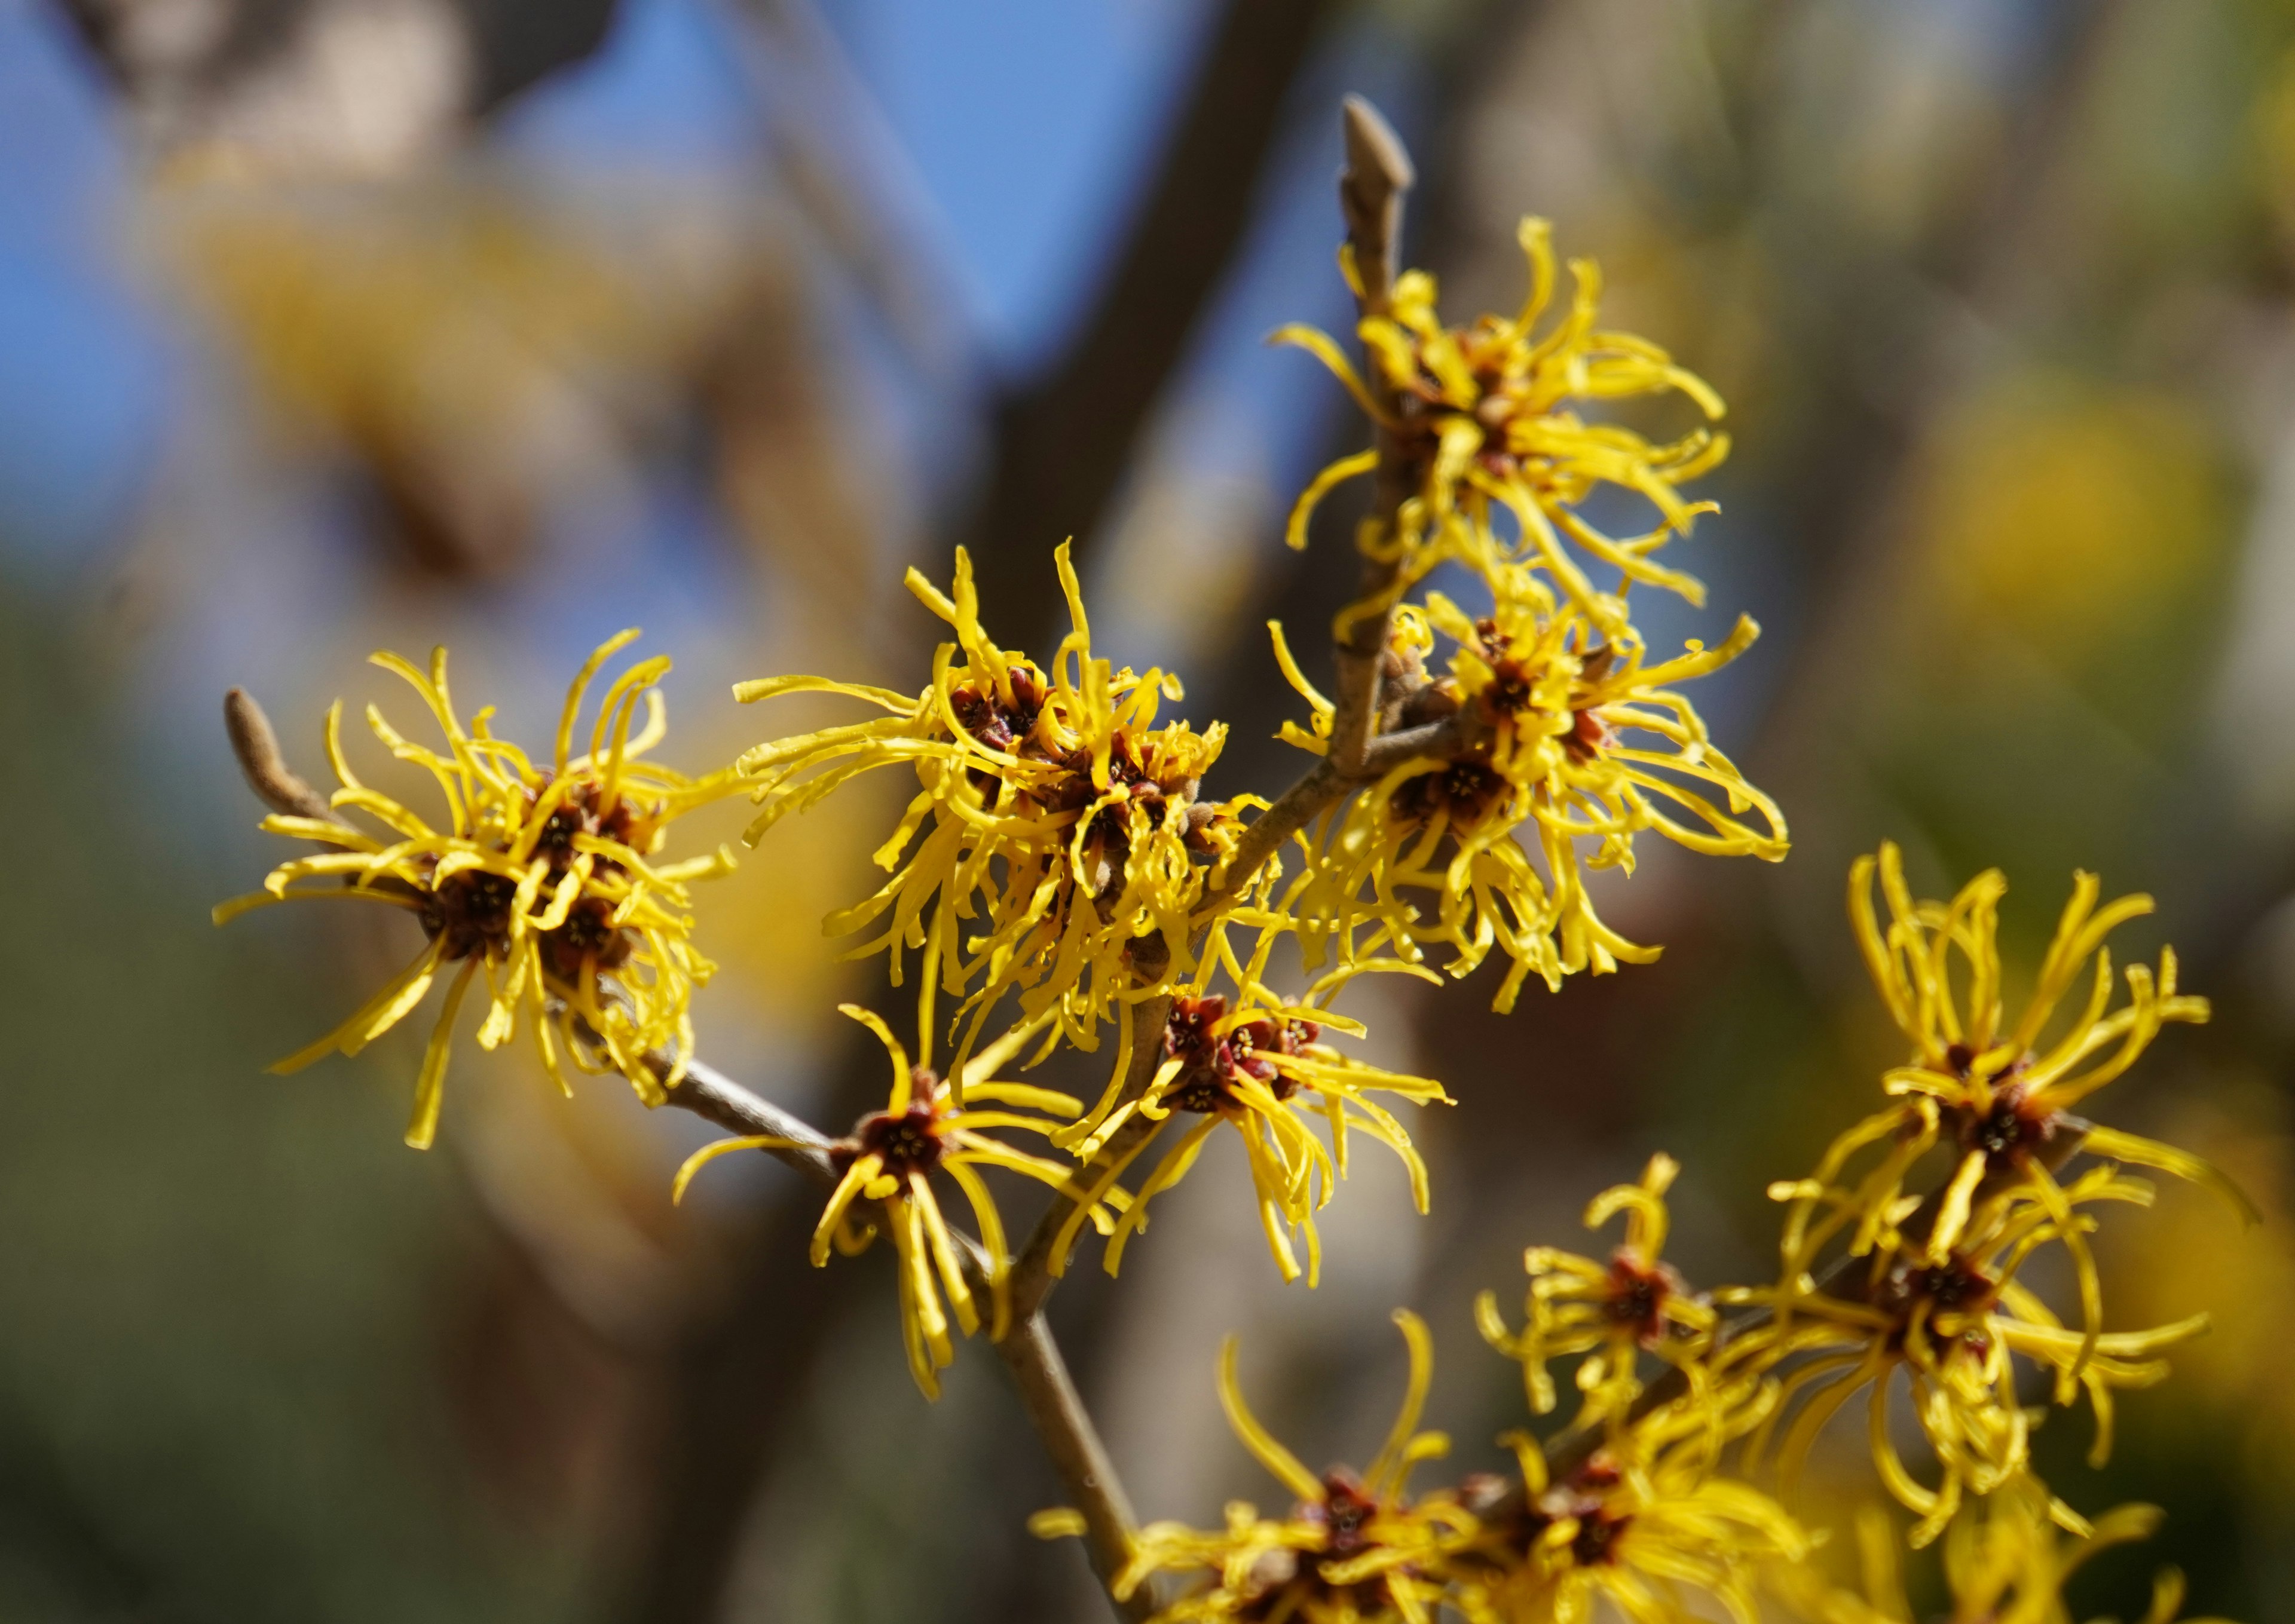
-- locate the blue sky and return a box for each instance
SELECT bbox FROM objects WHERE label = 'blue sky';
[0,0,1230,577]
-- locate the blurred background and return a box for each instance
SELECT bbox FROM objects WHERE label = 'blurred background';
[5,0,2295,1617]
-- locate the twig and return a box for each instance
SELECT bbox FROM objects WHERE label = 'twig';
[995,1310,1158,1622]
[657,1056,839,1187]
[1326,96,1417,778]
[224,689,346,825]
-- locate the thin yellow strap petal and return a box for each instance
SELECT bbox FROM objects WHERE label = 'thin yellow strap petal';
[1217,1335,1324,1504]
[1363,1309,1434,1497]
[1284,449,1378,552]
[404,958,479,1150]
[556,629,641,772]
[672,1136,798,1204]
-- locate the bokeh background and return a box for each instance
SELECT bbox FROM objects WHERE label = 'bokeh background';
[5,0,2295,1618]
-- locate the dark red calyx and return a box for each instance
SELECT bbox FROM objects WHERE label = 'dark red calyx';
[1562,707,1615,764]
[540,896,635,981]
[421,866,517,960]
[836,1069,945,1179]
[1390,753,1506,829]
[1600,1250,1685,1348]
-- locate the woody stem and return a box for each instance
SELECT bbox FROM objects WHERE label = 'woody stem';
[1324,94,1418,780]
[652,1058,1156,1620]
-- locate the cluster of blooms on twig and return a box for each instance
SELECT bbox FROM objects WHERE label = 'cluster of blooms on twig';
[737,542,1249,1068]
[1029,845,2245,1621]
[1269,220,1785,1010]
[221,210,1786,1401]
[1278,217,1728,632]
[211,154,2251,1624]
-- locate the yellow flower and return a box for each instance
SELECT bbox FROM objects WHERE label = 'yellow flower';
[1838,842,2249,1236]
[1269,568,1783,1013]
[1455,1388,1807,1624]
[1278,216,1728,634]
[1042,958,1451,1288]
[737,543,1250,1067]
[1060,1310,1480,1623]
[674,1003,1117,1399]
[1768,1478,2227,1624]
[1730,1163,2207,1548]
[1771,845,2250,1444]
[1476,1153,1716,1426]
[215,632,738,1147]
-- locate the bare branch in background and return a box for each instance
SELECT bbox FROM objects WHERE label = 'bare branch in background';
[959,0,1339,649]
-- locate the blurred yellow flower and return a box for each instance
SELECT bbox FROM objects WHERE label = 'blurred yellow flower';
[1830,842,2250,1267]
[215,632,738,1146]
[1920,377,2221,670]
[1769,1478,2221,1624]
[1740,1157,2207,1546]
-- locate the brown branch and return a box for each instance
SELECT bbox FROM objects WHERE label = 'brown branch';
[995,1311,1157,1622]
[657,1056,839,1187]
[224,689,344,825]
[1326,97,1418,779]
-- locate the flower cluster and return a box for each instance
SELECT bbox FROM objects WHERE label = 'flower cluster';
[737,543,1249,1067]
[1054,846,2243,1620]
[1710,846,2250,1543]
[216,633,739,1145]
[1038,1309,1809,1624]
[1267,219,1785,1010]
[1278,217,1728,633]
[206,112,2255,1624]
[1509,851,2242,1556]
